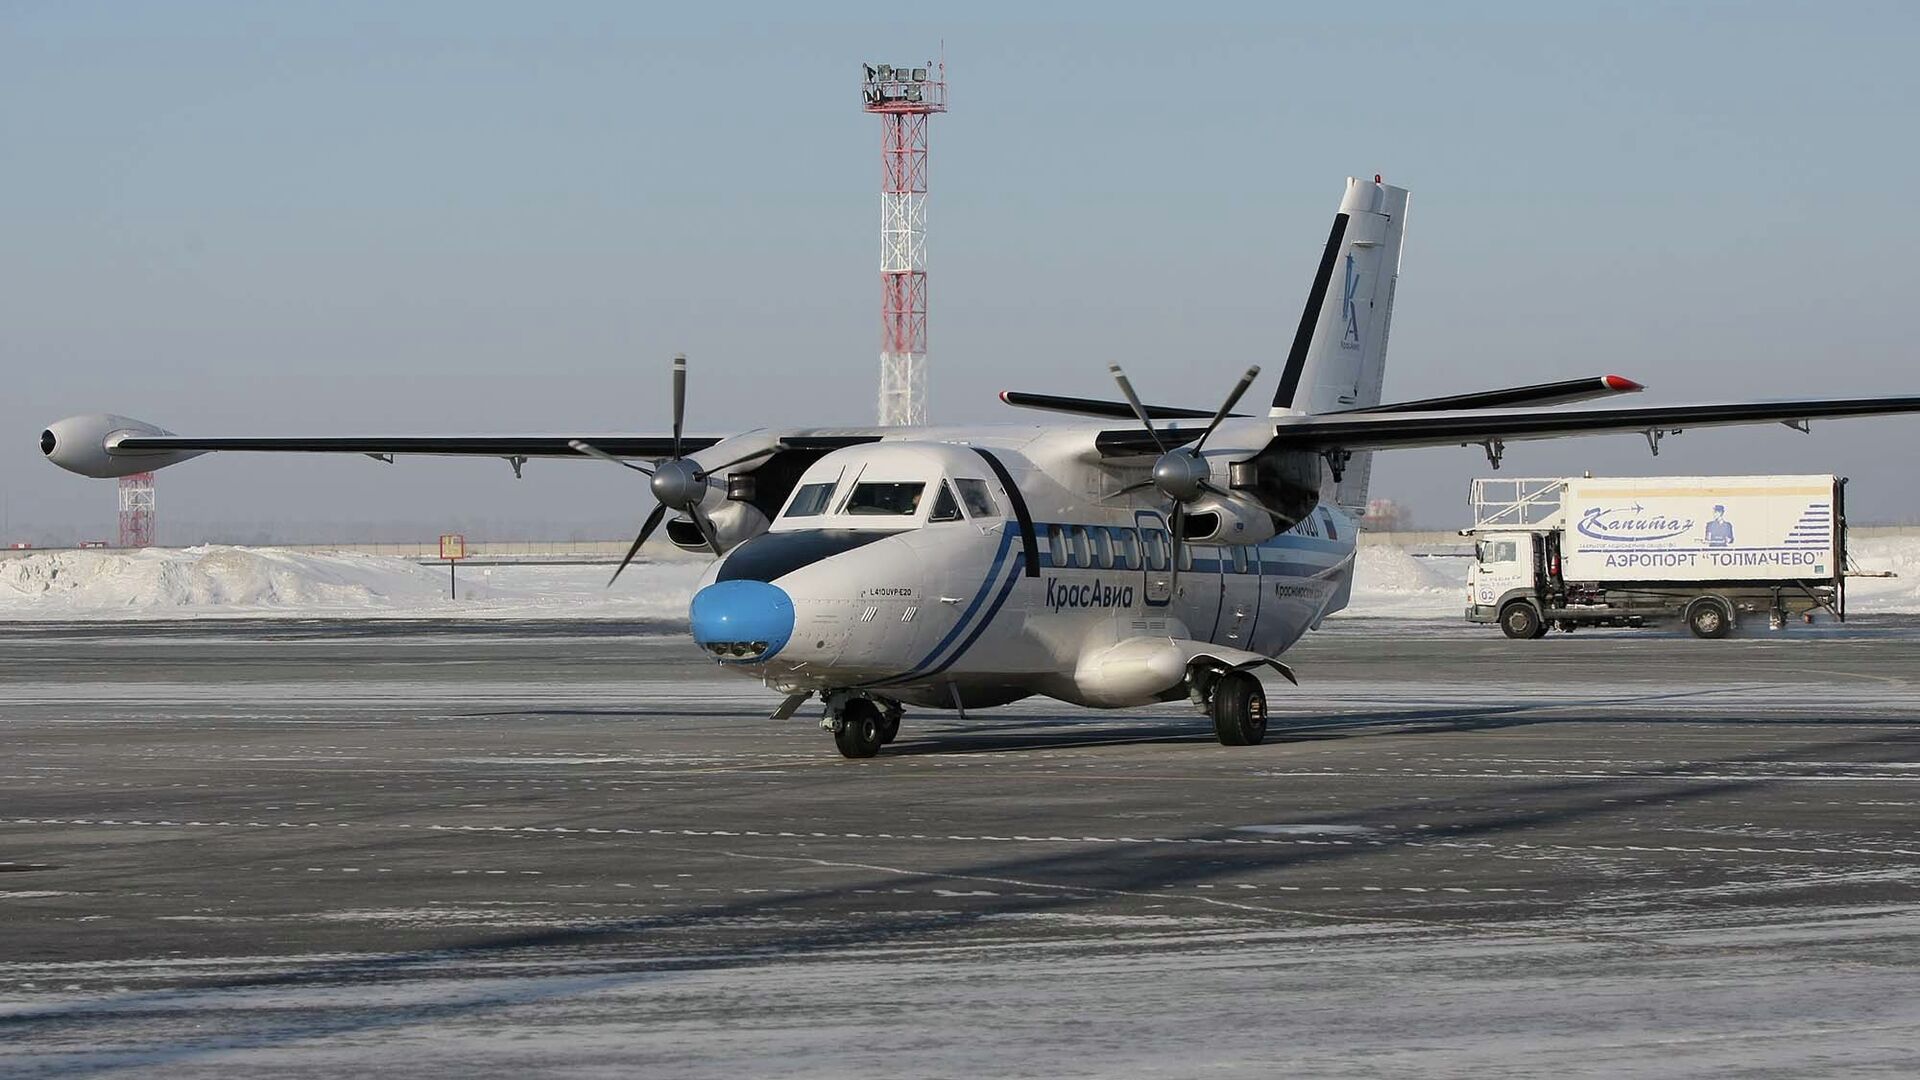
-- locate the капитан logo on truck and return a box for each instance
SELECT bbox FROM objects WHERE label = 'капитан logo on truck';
[1575,504,1698,543]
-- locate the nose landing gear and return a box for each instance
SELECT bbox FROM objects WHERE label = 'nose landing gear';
[821,692,904,759]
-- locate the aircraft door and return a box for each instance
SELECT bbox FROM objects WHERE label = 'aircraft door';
[1218,544,1262,647]
[1185,543,1226,640]
[1134,510,1173,607]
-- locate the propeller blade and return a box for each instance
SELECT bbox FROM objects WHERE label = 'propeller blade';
[1108,364,1167,453]
[609,503,668,586]
[1194,365,1261,452]
[568,440,654,475]
[692,444,780,481]
[670,353,687,459]
[1114,478,1157,496]
[1168,503,1183,598]
[689,505,725,558]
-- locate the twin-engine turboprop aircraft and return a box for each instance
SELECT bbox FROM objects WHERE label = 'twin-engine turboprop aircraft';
[42,177,1920,757]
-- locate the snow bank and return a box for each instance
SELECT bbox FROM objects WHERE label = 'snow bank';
[2,533,1915,622]
[0,546,703,622]
[1338,545,1469,619]
[1846,534,1920,612]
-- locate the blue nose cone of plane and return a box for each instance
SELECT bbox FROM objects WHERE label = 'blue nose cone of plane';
[689,580,795,663]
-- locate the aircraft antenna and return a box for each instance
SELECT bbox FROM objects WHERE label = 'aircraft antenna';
[863,55,947,426]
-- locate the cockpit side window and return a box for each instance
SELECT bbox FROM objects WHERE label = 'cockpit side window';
[784,482,837,518]
[843,482,925,516]
[954,478,999,518]
[929,482,963,523]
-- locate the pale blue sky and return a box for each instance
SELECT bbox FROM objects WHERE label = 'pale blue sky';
[5,1,1918,542]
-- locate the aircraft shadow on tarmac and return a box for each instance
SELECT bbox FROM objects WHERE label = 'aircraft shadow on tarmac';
[3,724,1908,1076]
[850,682,1915,756]
[478,681,1915,760]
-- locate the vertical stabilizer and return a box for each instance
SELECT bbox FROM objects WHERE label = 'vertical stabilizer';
[1270,175,1410,512]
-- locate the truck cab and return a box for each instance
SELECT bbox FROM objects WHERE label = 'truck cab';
[1465,529,1547,635]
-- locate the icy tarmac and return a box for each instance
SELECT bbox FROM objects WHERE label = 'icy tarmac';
[4,619,1920,1077]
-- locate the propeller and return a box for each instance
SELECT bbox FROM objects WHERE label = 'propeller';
[572,354,778,585]
[1107,363,1261,595]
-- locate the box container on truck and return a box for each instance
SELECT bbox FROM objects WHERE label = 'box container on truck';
[1464,475,1847,639]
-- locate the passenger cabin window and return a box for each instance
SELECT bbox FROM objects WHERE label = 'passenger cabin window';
[785,482,836,518]
[929,482,962,523]
[1048,525,1068,567]
[843,482,925,516]
[1115,529,1139,570]
[1232,546,1249,574]
[1090,528,1112,569]
[955,479,999,518]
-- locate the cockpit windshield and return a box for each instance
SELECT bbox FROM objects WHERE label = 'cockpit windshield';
[842,481,925,516]
[929,482,962,522]
[954,478,999,518]
[784,482,836,518]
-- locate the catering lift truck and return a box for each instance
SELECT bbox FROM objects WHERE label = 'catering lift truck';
[1464,475,1850,639]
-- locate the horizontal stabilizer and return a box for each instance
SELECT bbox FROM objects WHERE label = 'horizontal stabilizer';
[1350,374,1643,414]
[999,390,1243,422]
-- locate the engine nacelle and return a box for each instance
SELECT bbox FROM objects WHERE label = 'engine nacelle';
[666,499,770,555]
[41,414,200,478]
[1177,492,1281,546]
[1227,446,1321,527]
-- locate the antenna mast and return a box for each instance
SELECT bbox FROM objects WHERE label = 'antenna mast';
[863,57,946,426]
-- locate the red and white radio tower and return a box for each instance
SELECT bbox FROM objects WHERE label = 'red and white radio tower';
[117,472,155,548]
[863,58,946,426]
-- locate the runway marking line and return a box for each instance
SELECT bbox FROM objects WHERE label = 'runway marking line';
[11,817,1920,859]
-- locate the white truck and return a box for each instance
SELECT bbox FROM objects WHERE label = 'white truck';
[1464,475,1848,639]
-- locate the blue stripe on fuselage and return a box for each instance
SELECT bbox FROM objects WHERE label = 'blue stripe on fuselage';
[865,525,1016,686]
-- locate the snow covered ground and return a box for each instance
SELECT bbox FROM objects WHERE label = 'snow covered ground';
[1,536,1915,621]
[0,546,706,622]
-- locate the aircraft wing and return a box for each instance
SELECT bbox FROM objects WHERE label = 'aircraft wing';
[40,413,882,479]
[1265,394,1920,451]
[112,434,721,458]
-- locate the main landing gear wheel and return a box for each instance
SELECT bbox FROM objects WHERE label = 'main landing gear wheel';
[1687,597,1734,640]
[876,713,900,745]
[834,699,884,759]
[1211,671,1268,747]
[1500,602,1542,640]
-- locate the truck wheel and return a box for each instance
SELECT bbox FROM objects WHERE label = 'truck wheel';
[1500,602,1542,640]
[1687,598,1733,640]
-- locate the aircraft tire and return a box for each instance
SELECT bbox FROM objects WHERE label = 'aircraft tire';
[834,700,884,758]
[877,714,900,745]
[1211,672,1267,747]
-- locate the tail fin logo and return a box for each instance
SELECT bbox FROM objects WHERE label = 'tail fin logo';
[1340,254,1361,349]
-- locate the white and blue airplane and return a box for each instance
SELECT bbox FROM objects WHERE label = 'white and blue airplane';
[41,177,1920,757]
